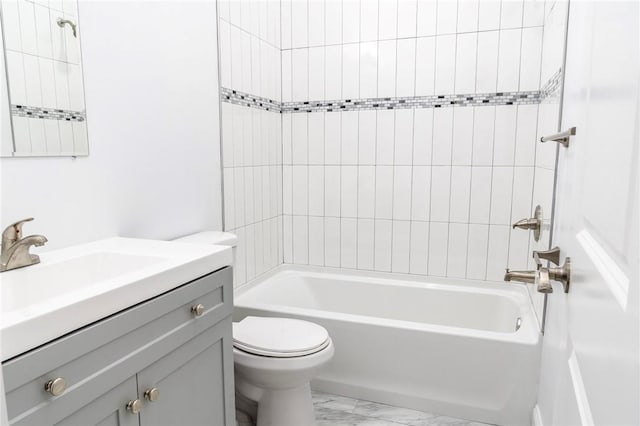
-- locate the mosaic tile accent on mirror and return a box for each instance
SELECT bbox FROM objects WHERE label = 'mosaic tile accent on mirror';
[313,392,491,426]
[11,105,86,122]
[221,69,562,114]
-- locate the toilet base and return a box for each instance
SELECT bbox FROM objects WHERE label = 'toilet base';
[256,383,315,426]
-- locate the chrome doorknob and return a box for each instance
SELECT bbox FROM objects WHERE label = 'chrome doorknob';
[44,377,66,396]
[144,387,159,402]
[191,303,205,317]
[127,399,143,414]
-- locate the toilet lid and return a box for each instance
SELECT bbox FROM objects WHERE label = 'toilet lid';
[233,317,330,358]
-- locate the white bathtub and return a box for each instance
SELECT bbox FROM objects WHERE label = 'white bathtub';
[234,266,541,426]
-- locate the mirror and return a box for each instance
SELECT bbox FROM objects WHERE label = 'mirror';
[1,0,88,157]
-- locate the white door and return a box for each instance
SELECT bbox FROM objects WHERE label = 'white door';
[536,1,639,425]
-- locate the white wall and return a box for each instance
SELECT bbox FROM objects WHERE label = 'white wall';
[281,0,549,282]
[0,0,223,250]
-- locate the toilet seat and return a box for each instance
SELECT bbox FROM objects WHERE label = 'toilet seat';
[233,317,330,358]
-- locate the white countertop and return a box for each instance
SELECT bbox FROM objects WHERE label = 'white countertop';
[0,237,232,361]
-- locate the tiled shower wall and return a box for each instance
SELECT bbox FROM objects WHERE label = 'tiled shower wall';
[281,0,554,282]
[217,0,283,287]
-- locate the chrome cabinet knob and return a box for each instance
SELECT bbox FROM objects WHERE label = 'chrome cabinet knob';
[191,303,205,317]
[44,377,66,396]
[127,399,143,414]
[144,387,159,402]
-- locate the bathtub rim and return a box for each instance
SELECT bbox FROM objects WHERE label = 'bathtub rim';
[234,265,541,345]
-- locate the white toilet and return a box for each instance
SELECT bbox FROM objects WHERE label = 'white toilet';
[173,232,334,426]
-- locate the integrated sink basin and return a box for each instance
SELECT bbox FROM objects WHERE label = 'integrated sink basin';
[0,237,232,361]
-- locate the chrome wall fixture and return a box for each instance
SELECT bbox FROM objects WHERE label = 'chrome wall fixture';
[513,205,543,241]
[57,17,77,37]
[504,247,572,294]
[540,127,576,147]
[0,218,48,272]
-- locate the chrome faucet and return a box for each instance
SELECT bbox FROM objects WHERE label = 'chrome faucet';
[504,247,571,293]
[1,218,48,272]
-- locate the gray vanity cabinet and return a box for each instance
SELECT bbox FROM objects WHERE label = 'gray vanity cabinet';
[3,267,235,426]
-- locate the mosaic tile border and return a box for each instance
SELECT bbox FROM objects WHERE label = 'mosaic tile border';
[11,104,86,122]
[221,68,563,113]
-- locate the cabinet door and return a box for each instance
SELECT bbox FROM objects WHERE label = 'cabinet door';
[137,318,235,426]
[54,376,139,426]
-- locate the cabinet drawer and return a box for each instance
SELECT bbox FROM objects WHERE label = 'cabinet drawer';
[3,267,232,425]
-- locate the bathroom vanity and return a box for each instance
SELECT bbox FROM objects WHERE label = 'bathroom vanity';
[1,238,235,426]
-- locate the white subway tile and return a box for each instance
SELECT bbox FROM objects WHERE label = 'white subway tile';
[511,167,534,223]
[378,40,397,97]
[358,166,376,218]
[12,117,31,153]
[359,110,377,164]
[469,166,492,223]
[432,108,454,165]
[500,0,524,29]
[341,165,359,217]
[341,218,358,268]
[497,29,522,92]
[244,167,255,224]
[236,227,247,283]
[292,48,309,101]
[18,1,37,56]
[452,106,474,165]
[282,113,292,164]
[409,221,429,274]
[309,47,325,101]
[2,1,22,52]
[447,223,468,278]
[281,50,292,102]
[523,0,545,27]
[342,43,360,100]
[374,219,393,271]
[325,165,341,216]
[455,33,477,94]
[44,120,61,154]
[490,167,514,225]
[281,0,292,49]
[393,166,412,220]
[342,111,359,164]
[457,0,479,33]
[514,104,538,166]
[309,216,325,265]
[436,0,458,34]
[219,21,232,88]
[508,227,530,271]
[292,113,308,164]
[309,0,325,47]
[325,112,341,163]
[360,41,378,98]
[396,38,417,97]
[493,105,518,166]
[5,52,27,106]
[34,4,53,58]
[357,219,375,269]
[291,0,308,48]
[378,0,398,39]
[486,225,510,281]
[376,110,395,165]
[476,31,499,93]
[392,220,411,273]
[23,55,42,107]
[38,58,56,109]
[343,0,361,43]
[293,216,309,264]
[394,109,414,165]
[240,32,252,92]
[308,112,325,164]
[397,0,418,37]
[375,166,394,219]
[411,166,431,221]
[415,37,436,96]
[250,39,261,96]
[58,121,73,153]
[325,45,343,100]
[292,165,308,215]
[434,35,456,95]
[430,166,451,222]
[417,0,437,36]
[428,222,448,276]
[234,168,246,227]
[472,106,495,166]
[360,0,379,41]
[413,109,434,165]
[325,217,341,266]
[450,166,472,222]
[326,0,343,45]
[520,27,543,91]
[478,0,501,31]
[28,119,46,153]
[466,224,489,279]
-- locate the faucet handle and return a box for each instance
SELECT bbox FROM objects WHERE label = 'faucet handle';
[533,246,561,266]
[2,218,34,243]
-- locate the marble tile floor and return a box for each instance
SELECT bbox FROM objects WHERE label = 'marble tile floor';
[312,391,492,426]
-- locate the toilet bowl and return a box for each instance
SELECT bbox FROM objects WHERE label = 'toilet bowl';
[173,232,334,426]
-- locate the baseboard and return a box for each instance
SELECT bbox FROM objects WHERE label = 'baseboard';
[532,405,544,426]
